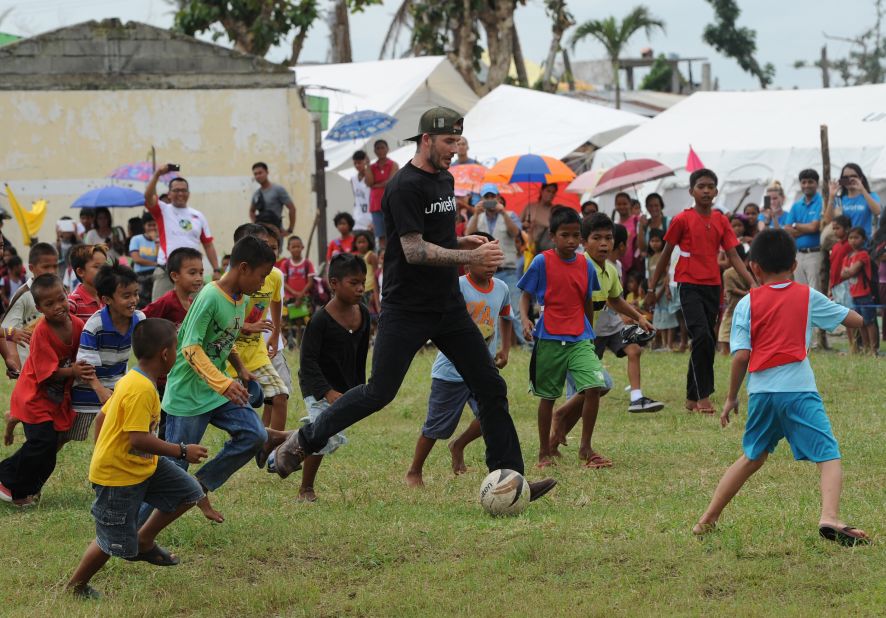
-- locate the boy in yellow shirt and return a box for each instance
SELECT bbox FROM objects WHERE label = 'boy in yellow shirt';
[67,318,209,600]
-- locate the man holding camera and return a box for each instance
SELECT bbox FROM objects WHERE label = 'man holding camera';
[145,165,221,300]
[466,183,525,345]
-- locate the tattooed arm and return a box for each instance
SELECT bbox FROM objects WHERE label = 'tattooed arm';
[400,232,504,268]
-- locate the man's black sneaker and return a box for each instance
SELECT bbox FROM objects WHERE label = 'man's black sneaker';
[71,584,102,600]
[528,478,557,502]
[628,397,664,413]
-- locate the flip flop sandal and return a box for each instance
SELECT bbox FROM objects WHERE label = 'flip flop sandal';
[583,454,613,469]
[125,544,180,566]
[695,408,717,416]
[819,525,871,547]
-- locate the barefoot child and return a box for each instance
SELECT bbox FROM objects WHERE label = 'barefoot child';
[69,264,145,442]
[518,207,604,468]
[143,247,204,439]
[352,230,380,316]
[0,275,94,505]
[693,229,869,546]
[840,227,877,355]
[67,244,108,322]
[67,318,209,599]
[405,232,512,486]
[158,236,275,521]
[645,169,755,415]
[267,253,369,502]
[277,235,314,347]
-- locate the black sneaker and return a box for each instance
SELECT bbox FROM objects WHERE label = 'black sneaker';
[628,397,664,413]
[528,478,557,502]
[273,432,307,479]
[71,584,102,600]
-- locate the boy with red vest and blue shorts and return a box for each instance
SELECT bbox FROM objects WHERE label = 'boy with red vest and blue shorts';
[646,168,756,414]
[693,229,869,546]
[519,207,605,468]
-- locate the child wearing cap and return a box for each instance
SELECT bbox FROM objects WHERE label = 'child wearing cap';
[693,229,869,547]
[645,169,755,415]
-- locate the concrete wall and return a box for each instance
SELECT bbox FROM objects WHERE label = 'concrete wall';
[0,88,318,261]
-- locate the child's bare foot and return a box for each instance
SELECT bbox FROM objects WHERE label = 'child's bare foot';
[448,441,467,475]
[3,412,16,446]
[692,521,717,536]
[197,496,224,523]
[296,487,317,502]
[405,470,424,487]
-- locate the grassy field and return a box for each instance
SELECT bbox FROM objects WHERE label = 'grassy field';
[0,342,883,616]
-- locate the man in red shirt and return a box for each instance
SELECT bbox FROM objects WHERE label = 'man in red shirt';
[646,169,756,414]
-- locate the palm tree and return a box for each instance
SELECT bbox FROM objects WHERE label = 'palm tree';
[570,6,665,109]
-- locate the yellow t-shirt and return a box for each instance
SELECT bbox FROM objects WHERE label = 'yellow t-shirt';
[231,267,283,372]
[89,369,161,487]
[361,251,376,292]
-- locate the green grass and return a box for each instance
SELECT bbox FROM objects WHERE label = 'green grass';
[1,344,884,616]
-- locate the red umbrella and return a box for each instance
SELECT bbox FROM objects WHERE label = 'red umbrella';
[591,159,674,197]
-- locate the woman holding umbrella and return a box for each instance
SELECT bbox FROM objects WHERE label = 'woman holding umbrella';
[83,207,126,261]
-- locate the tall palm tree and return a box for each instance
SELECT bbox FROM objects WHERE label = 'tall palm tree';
[570,6,665,109]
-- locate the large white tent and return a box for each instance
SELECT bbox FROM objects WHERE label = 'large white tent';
[387,84,647,168]
[592,84,886,215]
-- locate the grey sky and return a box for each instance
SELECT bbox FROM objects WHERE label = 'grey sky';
[0,0,874,90]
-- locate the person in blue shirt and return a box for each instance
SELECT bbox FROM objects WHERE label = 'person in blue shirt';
[756,181,789,232]
[693,229,869,547]
[824,163,881,239]
[783,169,824,289]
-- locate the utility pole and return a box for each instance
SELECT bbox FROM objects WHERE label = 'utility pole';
[820,45,830,88]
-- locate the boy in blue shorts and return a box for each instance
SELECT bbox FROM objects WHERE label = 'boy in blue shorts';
[68,319,209,599]
[519,207,605,468]
[693,229,869,546]
[405,232,512,486]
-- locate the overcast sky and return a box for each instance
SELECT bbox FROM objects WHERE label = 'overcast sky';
[0,0,875,90]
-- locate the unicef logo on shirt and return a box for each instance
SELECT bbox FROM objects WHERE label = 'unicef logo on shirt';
[179,219,194,231]
[425,195,457,215]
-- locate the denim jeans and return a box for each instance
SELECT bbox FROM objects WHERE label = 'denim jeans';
[164,401,267,491]
[496,267,527,346]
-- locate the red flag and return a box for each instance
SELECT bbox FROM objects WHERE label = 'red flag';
[686,145,704,172]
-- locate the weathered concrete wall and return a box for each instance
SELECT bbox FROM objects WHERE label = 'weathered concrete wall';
[0,19,294,90]
[0,88,317,260]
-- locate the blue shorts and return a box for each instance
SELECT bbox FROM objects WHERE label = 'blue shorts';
[852,295,877,325]
[421,378,479,440]
[91,457,204,558]
[565,368,613,398]
[742,392,841,463]
[371,211,386,240]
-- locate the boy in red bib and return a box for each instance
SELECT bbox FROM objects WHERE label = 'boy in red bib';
[646,169,755,414]
[518,207,604,468]
[693,229,869,546]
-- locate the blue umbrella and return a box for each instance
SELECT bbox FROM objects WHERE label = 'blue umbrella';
[326,110,398,142]
[71,186,145,208]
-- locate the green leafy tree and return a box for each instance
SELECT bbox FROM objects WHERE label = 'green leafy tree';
[639,53,675,92]
[570,6,665,109]
[702,0,774,88]
[173,0,379,65]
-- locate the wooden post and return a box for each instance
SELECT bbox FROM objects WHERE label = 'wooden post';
[820,124,830,204]
[820,46,830,88]
[311,115,328,264]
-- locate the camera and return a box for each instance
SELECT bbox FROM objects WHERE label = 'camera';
[839,177,851,188]
[167,163,181,172]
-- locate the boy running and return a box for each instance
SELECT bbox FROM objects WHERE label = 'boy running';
[0,275,94,505]
[68,318,209,599]
[646,169,755,414]
[693,229,869,546]
[67,244,108,322]
[405,232,512,486]
[518,207,605,468]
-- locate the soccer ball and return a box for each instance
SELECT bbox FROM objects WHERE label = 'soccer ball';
[479,469,530,516]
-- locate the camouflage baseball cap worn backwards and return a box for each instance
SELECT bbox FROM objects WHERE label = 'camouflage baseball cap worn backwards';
[405,107,464,142]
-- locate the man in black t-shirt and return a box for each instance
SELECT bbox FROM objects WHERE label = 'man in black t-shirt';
[271,108,555,502]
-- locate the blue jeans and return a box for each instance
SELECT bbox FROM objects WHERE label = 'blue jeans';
[496,267,527,346]
[164,401,267,491]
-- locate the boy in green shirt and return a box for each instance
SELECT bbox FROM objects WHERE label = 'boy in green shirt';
[160,236,277,521]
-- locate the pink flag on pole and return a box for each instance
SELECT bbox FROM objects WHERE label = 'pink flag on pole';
[686,145,704,172]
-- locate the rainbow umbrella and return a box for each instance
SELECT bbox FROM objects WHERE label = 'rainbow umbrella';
[485,154,576,184]
[450,164,523,195]
[591,158,673,197]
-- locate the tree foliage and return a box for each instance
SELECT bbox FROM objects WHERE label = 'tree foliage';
[639,53,675,92]
[570,6,665,108]
[702,0,774,88]
[173,0,379,65]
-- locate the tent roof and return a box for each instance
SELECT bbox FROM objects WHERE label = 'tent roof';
[295,56,478,171]
[593,84,886,197]
[386,84,646,168]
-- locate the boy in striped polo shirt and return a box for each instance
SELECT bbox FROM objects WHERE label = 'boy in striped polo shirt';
[68,264,144,441]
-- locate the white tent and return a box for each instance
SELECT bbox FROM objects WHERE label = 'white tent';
[592,84,886,215]
[386,84,647,168]
[295,56,479,172]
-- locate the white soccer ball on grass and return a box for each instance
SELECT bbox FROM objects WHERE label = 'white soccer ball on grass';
[479,469,530,516]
